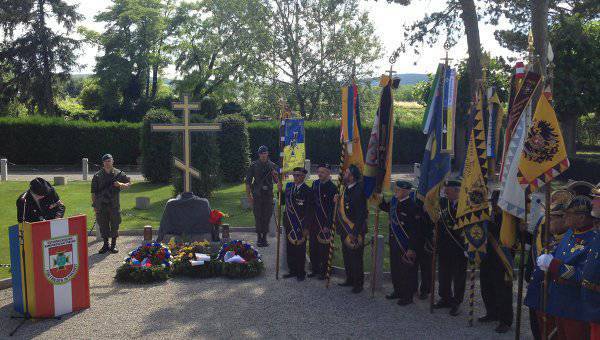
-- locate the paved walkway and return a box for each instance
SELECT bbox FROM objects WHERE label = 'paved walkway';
[0,233,532,339]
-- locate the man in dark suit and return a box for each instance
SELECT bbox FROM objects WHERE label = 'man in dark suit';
[309,164,338,279]
[335,164,368,294]
[279,167,312,281]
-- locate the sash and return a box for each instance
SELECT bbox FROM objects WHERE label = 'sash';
[314,181,333,244]
[390,197,410,253]
[285,184,307,245]
[439,200,468,257]
[337,190,363,249]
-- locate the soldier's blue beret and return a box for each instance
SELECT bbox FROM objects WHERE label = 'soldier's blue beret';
[102,154,113,161]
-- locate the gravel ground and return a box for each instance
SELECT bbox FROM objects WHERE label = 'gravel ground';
[0,234,532,339]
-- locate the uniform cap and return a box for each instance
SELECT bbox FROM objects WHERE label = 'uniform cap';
[395,180,413,190]
[566,195,593,215]
[102,154,113,161]
[292,167,307,175]
[348,164,362,181]
[445,178,461,187]
[258,145,268,154]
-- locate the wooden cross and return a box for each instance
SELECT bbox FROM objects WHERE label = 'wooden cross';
[440,49,453,67]
[151,94,221,192]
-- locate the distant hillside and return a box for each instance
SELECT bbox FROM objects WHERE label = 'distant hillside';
[365,73,428,87]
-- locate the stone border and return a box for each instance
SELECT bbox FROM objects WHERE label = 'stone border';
[0,278,12,290]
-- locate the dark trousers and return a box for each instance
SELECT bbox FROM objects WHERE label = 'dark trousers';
[341,235,364,289]
[480,250,513,326]
[96,203,121,239]
[286,239,306,277]
[252,195,273,234]
[438,243,467,306]
[417,248,432,295]
[390,237,417,300]
[309,230,329,275]
[529,308,541,340]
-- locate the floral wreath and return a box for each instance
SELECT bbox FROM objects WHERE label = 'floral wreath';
[125,242,172,268]
[218,240,261,262]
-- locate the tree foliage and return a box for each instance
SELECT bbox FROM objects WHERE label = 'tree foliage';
[0,0,82,116]
[270,0,381,119]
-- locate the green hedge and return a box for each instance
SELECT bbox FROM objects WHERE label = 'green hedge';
[247,120,426,165]
[217,115,250,183]
[172,115,221,197]
[141,109,175,183]
[0,116,141,165]
[559,156,600,184]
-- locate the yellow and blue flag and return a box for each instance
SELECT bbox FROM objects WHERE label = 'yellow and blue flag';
[341,83,365,171]
[417,64,452,222]
[283,119,305,173]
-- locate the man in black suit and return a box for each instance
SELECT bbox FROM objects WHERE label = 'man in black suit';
[434,178,467,316]
[335,164,368,293]
[279,167,312,281]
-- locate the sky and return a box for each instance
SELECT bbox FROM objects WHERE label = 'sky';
[69,0,521,77]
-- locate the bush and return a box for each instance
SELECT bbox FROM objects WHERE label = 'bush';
[247,120,426,165]
[216,114,250,183]
[0,116,141,165]
[559,156,600,184]
[172,115,221,197]
[200,97,218,119]
[115,264,170,283]
[141,109,175,183]
[56,97,98,121]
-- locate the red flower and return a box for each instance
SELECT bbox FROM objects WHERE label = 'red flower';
[209,209,225,225]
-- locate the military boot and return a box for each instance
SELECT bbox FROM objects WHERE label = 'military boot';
[99,239,110,254]
[109,237,119,254]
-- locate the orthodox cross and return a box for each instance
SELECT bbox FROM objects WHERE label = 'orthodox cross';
[151,94,221,192]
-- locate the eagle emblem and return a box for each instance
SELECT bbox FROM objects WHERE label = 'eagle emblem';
[523,120,559,163]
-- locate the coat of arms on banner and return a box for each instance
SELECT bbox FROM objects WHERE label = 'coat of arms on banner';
[43,235,79,285]
[522,120,560,163]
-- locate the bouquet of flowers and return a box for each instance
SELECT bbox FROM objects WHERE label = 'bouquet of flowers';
[115,242,171,283]
[209,209,227,225]
[170,241,221,278]
[218,240,263,278]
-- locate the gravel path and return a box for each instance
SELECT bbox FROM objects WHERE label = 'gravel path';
[0,234,532,339]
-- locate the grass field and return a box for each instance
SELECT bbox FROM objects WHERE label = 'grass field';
[0,180,391,279]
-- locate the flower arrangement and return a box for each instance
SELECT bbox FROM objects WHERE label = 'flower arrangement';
[209,209,227,225]
[170,241,221,278]
[115,242,171,283]
[218,240,263,279]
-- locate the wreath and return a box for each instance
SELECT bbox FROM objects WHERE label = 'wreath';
[115,242,171,284]
[217,240,264,279]
[170,241,222,278]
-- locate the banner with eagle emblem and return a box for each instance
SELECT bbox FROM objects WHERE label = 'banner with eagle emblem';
[517,95,569,192]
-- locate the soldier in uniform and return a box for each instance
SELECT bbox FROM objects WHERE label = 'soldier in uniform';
[278,167,312,281]
[309,164,337,279]
[245,145,278,247]
[16,177,65,223]
[582,224,599,340]
[434,178,467,316]
[478,189,513,333]
[378,180,422,306]
[335,164,368,294]
[91,154,131,254]
[537,195,598,339]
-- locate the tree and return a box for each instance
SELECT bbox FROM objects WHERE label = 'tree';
[387,0,484,169]
[169,0,272,101]
[487,1,600,156]
[83,0,173,121]
[551,17,600,155]
[270,0,381,119]
[0,0,82,116]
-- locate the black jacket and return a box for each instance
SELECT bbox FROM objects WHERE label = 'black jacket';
[282,182,313,226]
[311,179,338,231]
[380,197,422,251]
[437,197,465,253]
[342,182,368,227]
[16,189,65,223]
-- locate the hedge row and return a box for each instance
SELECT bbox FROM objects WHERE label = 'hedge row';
[247,120,427,165]
[0,116,140,165]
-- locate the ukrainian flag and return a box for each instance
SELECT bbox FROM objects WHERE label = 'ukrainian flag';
[283,119,305,173]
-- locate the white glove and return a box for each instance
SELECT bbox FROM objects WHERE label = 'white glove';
[537,254,554,272]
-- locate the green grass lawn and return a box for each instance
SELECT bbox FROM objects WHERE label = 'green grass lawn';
[0,180,392,279]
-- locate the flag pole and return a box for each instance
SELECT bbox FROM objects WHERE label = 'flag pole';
[515,192,528,340]
[429,218,439,313]
[275,100,287,280]
[325,143,345,288]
